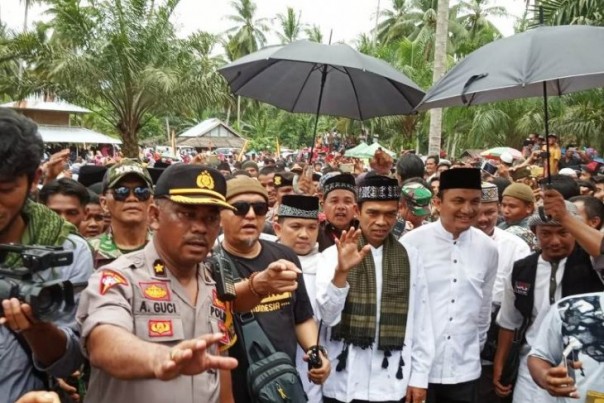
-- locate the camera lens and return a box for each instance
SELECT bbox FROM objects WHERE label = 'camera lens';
[33,285,62,317]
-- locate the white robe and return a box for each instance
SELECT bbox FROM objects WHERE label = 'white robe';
[316,240,435,402]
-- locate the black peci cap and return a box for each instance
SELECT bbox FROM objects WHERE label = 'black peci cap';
[278,195,320,220]
[439,168,481,192]
[357,175,400,202]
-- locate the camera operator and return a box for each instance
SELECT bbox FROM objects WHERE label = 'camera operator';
[0,109,94,402]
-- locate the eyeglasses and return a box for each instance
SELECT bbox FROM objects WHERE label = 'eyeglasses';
[111,186,152,202]
[231,201,269,217]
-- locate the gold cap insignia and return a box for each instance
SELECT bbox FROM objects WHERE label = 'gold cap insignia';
[196,171,215,190]
[274,176,282,186]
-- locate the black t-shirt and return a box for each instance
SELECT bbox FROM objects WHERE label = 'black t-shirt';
[224,240,314,403]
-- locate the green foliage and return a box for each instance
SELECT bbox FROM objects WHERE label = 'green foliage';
[534,0,604,26]
[275,7,306,44]
[1,0,603,158]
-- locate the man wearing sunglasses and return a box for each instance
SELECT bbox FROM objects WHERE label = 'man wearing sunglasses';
[219,176,329,402]
[89,160,154,268]
[77,164,239,403]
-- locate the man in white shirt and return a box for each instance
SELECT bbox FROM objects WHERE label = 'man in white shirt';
[474,182,531,402]
[404,168,498,403]
[494,201,604,403]
[274,194,324,403]
[317,175,434,403]
[528,291,604,402]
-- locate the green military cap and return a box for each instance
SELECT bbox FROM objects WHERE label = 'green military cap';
[401,182,432,216]
[102,159,153,193]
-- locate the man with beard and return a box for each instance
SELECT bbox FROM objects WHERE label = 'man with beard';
[494,200,604,403]
[89,160,154,268]
[77,165,239,403]
[0,109,93,402]
[317,173,358,252]
[474,183,531,402]
[317,175,434,403]
[218,176,331,402]
[404,168,498,403]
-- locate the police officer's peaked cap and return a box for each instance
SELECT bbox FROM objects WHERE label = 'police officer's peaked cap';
[154,164,235,210]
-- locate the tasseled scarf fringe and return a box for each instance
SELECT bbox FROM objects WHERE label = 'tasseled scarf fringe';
[335,343,350,372]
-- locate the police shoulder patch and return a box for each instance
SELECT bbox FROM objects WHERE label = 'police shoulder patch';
[99,269,128,295]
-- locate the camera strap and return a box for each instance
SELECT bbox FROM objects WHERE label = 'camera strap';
[7,327,50,389]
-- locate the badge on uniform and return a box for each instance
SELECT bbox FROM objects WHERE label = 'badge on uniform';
[99,269,128,295]
[153,259,167,277]
[139,282,171,301]
[514,281,531,296]
[148,319,173,337]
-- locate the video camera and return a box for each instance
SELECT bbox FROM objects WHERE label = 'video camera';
[0,244,80,321]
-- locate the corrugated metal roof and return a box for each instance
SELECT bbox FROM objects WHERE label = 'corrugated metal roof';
[1,99,91,114]
[178,118,243,138]
[38,125,121,144]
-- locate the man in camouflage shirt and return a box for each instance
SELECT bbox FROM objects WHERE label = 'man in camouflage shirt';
[89,160,153,268]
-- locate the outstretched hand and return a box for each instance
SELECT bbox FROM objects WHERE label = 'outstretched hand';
[154,333,238,380]
[335,227,371,274]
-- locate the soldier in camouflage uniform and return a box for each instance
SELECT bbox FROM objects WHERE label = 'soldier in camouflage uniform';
[89,159,154,268]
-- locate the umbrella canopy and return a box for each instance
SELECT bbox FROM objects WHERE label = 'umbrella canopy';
[345,142,396,159]
[481,147,523,160]
[219,40,425,121]
[417,25,604,110]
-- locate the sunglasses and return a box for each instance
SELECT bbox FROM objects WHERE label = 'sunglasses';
[231,201,269,217]
[111,186,152,202]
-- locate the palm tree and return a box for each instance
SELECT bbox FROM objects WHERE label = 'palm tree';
[225,0,270,59]
[454,0,505,56]
[21,0,45,32]
[375,0,415,44]
[24,0,231,157]
[427,0,450,155]
[457,0,507,39]
[305,24,323,43]
[275,7,305,44]
[535,0,604,26]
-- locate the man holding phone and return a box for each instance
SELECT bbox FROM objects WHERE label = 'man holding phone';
[494,201,604,403]
[528,291,604,402]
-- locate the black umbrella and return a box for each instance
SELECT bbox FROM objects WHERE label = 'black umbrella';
[417,25,604,181]
[219,40,425,161]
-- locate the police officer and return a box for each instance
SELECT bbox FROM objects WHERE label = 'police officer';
[77,164,238,403]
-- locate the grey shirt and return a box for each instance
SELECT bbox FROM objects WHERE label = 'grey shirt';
[77,240,234,403]
[0,234,93,403]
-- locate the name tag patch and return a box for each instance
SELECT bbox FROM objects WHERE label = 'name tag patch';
[148,319,173,337]
[139,282,171,301]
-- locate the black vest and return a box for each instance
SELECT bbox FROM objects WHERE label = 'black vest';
[511,244,604,326]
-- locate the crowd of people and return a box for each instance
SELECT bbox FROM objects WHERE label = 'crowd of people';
[2,106,604,403]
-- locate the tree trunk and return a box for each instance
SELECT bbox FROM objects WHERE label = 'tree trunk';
[118,121,140,158]
[428,0,450,156]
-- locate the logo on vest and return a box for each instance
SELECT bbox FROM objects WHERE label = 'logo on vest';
[514,281,531,296]
[148,319,173,337]
[99,269,128,295]
[139,282,171,301]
